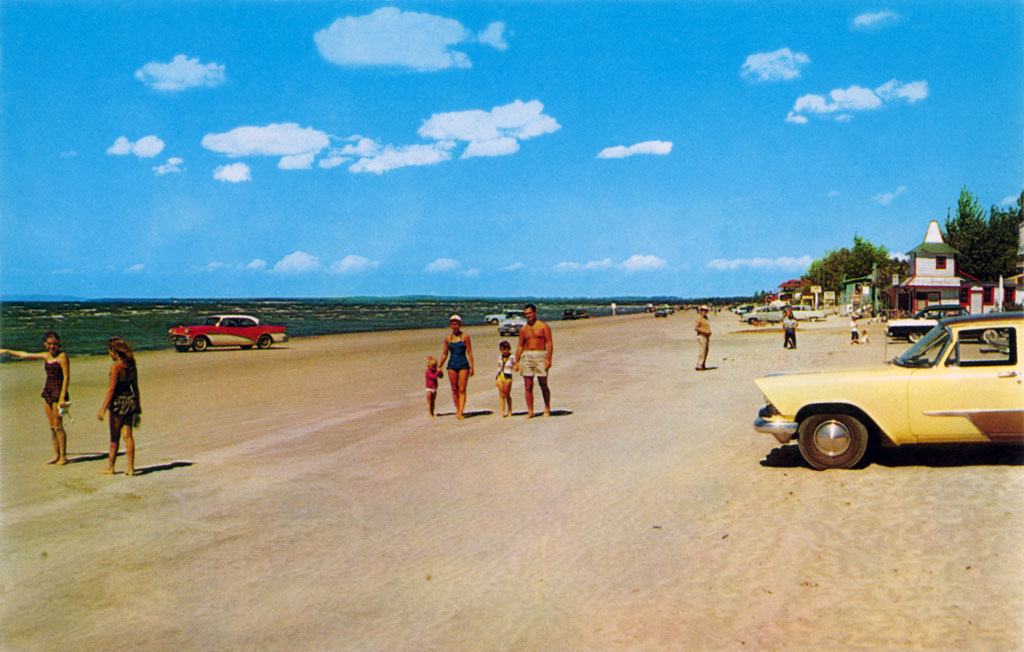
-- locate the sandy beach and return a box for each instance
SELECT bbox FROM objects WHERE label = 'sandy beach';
[2,311,1022,651]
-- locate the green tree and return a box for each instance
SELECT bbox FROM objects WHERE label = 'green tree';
[943,186,987,277]
[803,236,907,293]
[986,190,1023,280]
[942,185,1016,281]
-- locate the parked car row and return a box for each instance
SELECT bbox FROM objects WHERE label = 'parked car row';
[741,304,826,324]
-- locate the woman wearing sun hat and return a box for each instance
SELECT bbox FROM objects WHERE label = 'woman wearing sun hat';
[437,314,474,419]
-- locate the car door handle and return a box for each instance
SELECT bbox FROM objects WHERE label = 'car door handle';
[997,371,1019,378]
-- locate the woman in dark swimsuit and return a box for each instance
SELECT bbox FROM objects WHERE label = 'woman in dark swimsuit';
[437,315,474,419]
[2,331,70,465]
[97,336,141,476]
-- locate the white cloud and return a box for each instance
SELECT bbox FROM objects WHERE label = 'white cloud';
[213,162,251,183]
[555,258,613,272]
[999,195,1019,206]
[135,54,225,91]
[153,157,184,175]
[419,99,559,145]
[315,7,480,71]
[273,251,321,274]
[597,140,673,159]
[125,264,145,273]
[318,156,349,169]
[195,261,231,272]
[707,256,812,271]
[853,10,900,29]
[477,22,509,51]
[875,79,928,103]
[425,258,461,273]
[244,259,268,271]
[503,262,525,272]
[330,255,380,273]
[322,101,559,174]
[278,153,315,170]
[340,137,381,157]
[349,143,454,174]
[828,190,840,197]
[462,137,519,159]
[874,185,907,205]
[60,150,77,158]
[107,135,165,158]
[202,123,330,158]
[787,79,927,123]
[741,48,810,82]
[618,254,668,272]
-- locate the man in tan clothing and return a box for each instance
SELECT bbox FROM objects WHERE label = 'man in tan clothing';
[515,303,553,417]
[695,305,711,370]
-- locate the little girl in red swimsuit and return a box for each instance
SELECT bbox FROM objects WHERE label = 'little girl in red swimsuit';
[425,356,443,417]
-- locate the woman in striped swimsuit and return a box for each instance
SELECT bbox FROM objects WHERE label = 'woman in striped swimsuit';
[1,331,71,465]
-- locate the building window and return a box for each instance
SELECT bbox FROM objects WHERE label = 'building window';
[983,287,994,304]
[959,288,970,305]
[936,256,946,270]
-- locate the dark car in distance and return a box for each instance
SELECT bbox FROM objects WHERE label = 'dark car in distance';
[561,308,591,320]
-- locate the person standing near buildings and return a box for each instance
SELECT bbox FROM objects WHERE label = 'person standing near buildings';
[782,308,798,349]
[695,305,712,370]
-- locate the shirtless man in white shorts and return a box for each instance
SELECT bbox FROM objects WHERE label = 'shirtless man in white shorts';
[514,303,553,417]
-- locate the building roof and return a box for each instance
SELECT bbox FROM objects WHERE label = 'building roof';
[777,279,804,289]
[908,242,959,256]
[907,220,960,256]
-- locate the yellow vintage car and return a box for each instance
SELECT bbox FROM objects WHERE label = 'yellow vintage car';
[754,313,1024,469]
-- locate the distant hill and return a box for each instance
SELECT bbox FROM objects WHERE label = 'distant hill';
[1,294,84,302]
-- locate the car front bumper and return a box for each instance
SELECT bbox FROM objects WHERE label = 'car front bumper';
[754,404,798,444]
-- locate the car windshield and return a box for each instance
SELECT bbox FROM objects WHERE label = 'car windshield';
[894,326,950,368]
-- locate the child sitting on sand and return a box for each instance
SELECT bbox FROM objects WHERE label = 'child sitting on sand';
[425,356,443,417]
[495,340,515,417]
[859,329,871,345]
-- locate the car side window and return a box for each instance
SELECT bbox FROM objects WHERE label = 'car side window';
[948,328,1016,367]
[238,319,256,328]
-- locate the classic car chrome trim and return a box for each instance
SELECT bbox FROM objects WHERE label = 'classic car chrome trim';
[755,405,798,444]
[922,409,1024,440]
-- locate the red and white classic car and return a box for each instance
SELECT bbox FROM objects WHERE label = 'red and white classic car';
[167,315,288,352]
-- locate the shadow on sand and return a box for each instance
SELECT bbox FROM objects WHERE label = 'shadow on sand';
[435,410,494,419]
[509,409,573,418]
[132,461,194,476]
[761,443,1024,469]
[66,452,111,464]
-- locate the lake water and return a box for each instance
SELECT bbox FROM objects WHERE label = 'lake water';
[0,298,656,357]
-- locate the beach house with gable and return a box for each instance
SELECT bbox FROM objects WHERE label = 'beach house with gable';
[886,220,1015,316]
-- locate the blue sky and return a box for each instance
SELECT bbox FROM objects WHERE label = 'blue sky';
[2,1,1021,299]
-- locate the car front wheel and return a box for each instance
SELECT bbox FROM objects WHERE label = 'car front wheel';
[192,336,210,352]
[257,334,273,349]
[797,413,869,470]
[907,331,923,343]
